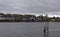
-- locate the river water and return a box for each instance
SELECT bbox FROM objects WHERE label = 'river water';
[0,22,60,37]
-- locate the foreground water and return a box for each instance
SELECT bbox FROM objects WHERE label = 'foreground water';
[0,22,60,37]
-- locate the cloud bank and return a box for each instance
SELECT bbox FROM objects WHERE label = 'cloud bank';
[0,0,60,16]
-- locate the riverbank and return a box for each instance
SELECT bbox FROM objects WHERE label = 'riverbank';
[0,13,60,22]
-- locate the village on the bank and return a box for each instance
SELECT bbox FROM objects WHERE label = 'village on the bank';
[0,13,60,22]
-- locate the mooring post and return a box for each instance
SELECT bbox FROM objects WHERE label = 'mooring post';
[44,22,49,37]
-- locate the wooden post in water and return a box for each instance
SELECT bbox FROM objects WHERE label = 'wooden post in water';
[44,13,49,37]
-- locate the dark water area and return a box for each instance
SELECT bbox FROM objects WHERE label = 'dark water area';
[0,22,60,37]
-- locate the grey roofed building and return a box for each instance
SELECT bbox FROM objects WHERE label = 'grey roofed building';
[23,14,36,21]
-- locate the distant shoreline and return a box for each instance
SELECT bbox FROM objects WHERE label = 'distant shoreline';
[0,13,60,22]
[0,21,60,22]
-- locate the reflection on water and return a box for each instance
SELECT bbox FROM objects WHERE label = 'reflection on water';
[0,22,60,37]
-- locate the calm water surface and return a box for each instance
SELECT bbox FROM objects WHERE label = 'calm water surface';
[0,22,60,37]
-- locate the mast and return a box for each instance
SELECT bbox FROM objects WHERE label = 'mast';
[44,12,49,37]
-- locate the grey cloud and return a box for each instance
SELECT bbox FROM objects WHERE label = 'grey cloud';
[0,0,60,16]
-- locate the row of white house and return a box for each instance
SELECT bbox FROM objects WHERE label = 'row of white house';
[0,14,36,21]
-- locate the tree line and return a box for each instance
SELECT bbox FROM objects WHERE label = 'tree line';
[0,13,60,22]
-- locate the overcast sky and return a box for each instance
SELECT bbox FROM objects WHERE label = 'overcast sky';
[0,0,60,16]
